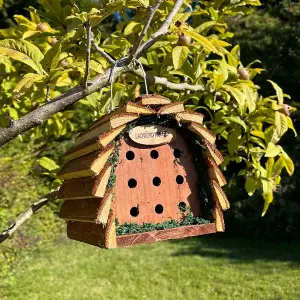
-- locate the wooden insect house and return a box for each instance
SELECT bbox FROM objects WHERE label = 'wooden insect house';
[57,94,230,248]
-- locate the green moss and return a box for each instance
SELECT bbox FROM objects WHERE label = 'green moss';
[116,211,210,236]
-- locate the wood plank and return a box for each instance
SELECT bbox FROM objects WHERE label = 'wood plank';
[59,190,113,224]
[135,94,171,106]
[75,113,139,145]
[57,163,112,200]
[158,102,185,115]
[212,202,225,232]
[67,212,116,249]
[57,145,114,180]
[116,223,217,247]
[64,125,125,162]
[209,180,230,210]
[89,102,155,129]
[201,139,224,166]
[206,158,227,187]
[188,122,216,145]
[173,111,204,125]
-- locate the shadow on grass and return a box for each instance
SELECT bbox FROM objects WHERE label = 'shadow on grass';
[169,234,300,265]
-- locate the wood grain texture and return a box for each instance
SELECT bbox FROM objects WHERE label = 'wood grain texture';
[188,123,216,145]
[173,111,204,125]
[57,163,112,200]
[206,158,227,187]
[64,125,125,162]
[113,131,201,225]
[212,202,225,232]
[57,145,114,180]
[90,102,155,129]
[75,113,139,145]
[201,139,224,166]
[59,190,113,224]
[116,223,217,247]
[158,102,185,115]
[135,94,171,106]
[209,180,230,211]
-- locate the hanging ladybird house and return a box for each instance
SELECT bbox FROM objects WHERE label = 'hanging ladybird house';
[57,94,230,249]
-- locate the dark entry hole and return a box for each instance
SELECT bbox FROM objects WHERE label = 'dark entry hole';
[176,175,184,184]
[178,202,187,212]
[150,150,159,159]
[153,177,161,186]
[126,151,135,160]
[128,178,137,188]
[155,204,164,214]
[173,149,182,158]
[130,206,139,217]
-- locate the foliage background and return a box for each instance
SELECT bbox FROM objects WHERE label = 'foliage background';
[0,0,299,286]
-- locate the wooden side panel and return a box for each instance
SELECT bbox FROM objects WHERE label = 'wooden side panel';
[117,223,217,247]
[57,163,112,200]
[67,213,116,249]
[67,221,106,248]
[59,191,113,224]
[113,132,201,225]
[57,145,114,180]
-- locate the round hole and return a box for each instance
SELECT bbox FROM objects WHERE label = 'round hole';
[130,206,139,217]
[176,175,184,185]
[150,150,159,159]
[128,178,137,188]
[173,149,182,158]
[178,202,187,212]
[126,151,135,160]
[155,204,164,214]
[153,177,161,186]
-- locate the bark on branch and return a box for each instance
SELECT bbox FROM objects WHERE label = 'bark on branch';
[0,191,58,244]
[0,0,188,147]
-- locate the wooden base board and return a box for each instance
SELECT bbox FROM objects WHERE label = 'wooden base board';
[116,223,216,247]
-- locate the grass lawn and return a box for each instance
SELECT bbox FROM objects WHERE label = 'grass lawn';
[2,235,300,300]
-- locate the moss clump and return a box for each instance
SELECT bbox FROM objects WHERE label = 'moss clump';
[116,213,210,236]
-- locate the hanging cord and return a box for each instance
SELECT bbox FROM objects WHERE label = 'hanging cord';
[109,58,149,112]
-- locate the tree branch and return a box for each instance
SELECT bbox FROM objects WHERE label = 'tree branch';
[0,0,187,147]
[83,19,92,88]
[0,191,58,244]
[129,0,163,61]
[91,40,116,64]
[135,0,185,58]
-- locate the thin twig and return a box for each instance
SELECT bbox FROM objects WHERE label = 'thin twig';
[91,40,116,64]
[0,190,58,244]
[136,0,185,57]
[129,0,163,61]
[46,85,51,102]
[83,19,92,88]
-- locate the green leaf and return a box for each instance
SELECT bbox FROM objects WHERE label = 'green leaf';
[0,39,44,74]
[222,85,245,110]
[275,111,288,138]
[261,179,273,216]
[281,149,295,176]
[266,157,274,178]
[224,116,247,130]
[124,21,142,36]
[265,142,281,158]
[37,157,60,172]
[268,80,284,105]
[213,72,225,90]
[227,128,241,155]
[287,116,297,137]
[272,156,285,177]
[251,131,264,139]
[245,177,256,196]
[172,46,189,70]
[241,83,256,113]
[181,29,220,55]
[195,21,226,34]
[0,0,3,9]
[13,73,45,99]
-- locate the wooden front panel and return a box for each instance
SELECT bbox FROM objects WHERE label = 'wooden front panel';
[113,130,201,225]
